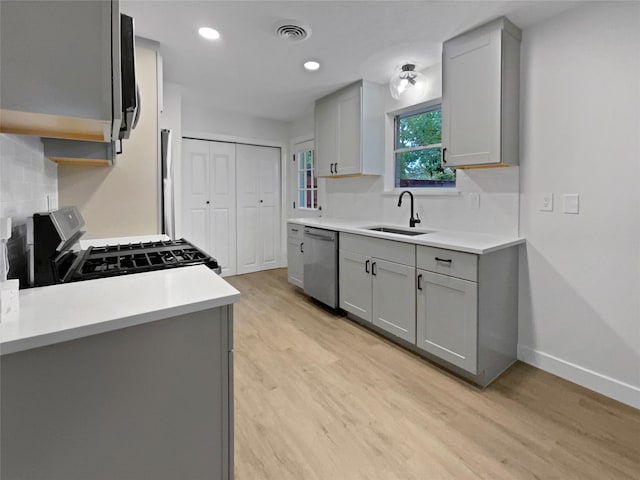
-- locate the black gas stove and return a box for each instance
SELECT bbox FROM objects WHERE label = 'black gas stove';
[72,239,220,281]
[32,208,220,286]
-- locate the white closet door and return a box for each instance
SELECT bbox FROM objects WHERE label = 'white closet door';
[182,139,210,252]
[182,139,237,277]
[208,141,237,276]
[236,144,281,274]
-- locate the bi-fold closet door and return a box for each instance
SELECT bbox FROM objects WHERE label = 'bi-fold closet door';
[182,139,237,276]
[182,138,281,277]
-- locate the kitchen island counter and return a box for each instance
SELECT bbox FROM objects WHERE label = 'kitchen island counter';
[0,265,239,355]
[288,217,524,254]
[1,264,238,480]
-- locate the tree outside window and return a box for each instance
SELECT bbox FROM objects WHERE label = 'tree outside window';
[395,104,455,188]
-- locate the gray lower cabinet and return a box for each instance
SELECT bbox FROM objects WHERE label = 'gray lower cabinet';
[337,231,518,387]
[339,233,416,343]
[416,270,478,373]
[372,259,416,343]
[415,244,518,386]
[287,224,304,288]
[339,249,372,322]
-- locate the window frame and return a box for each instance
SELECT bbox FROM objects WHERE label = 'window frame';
[393,101,456,190]
[295,143,318,211]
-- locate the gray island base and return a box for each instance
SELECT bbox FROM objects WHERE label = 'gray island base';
[1,306,234,480]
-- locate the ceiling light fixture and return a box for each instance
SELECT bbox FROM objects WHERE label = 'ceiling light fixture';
[198,27,220,40]
[304,61,320,71]
[389,63,427,101]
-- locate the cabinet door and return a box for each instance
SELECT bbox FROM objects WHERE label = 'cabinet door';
[287,237,304,288]
[314,98,338,177]
[371,259,416,343]
[442,29,502,167]
[416,270,478,373]
[339,250,372,322]
[336,87,361,176]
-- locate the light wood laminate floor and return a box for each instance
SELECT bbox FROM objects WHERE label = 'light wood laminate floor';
[226,269,639,480]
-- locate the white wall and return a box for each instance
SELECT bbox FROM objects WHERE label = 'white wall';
[518,1,640,407]
[288,64,520,237]
[0,134,58,283]
[182,93,290,143]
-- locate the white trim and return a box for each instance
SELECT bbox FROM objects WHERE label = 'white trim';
[388,97,442,117]
[291,133,314,147]
[396,143,442,154]
[517,344,640,409]
[382,189,460,197]
[182,130,285,149]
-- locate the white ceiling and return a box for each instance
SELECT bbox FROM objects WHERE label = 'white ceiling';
[122,0,581,122]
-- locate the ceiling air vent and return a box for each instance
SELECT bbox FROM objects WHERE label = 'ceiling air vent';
[275,20,311,41]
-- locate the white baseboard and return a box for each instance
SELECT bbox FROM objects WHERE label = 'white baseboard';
[517,345,640,409]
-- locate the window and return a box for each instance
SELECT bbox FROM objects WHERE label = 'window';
[394,103,455,188]
[296,146,318,210]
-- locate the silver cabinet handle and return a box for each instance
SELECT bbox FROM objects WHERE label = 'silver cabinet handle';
[365,259,370,273]
[371,262,377,276]
[417,273,423,290]
[300,242,304,253]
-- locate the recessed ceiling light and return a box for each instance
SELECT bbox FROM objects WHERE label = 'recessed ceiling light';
[304,61,320,71]
[198,27,220,40]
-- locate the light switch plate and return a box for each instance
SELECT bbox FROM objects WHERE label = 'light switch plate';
[468,193,480,210]
[563,194,579,214]
[540,193,553,212]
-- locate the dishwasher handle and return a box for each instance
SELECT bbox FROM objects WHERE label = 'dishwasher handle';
[303,232,336,242]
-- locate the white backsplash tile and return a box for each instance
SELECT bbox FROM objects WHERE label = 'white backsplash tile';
[0,134,58,221]
[319,167,519,236]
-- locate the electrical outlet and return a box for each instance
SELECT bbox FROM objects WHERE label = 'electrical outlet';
[540,193,553,212]
[563,194,579,214]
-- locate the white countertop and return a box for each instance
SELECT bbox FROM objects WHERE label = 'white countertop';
[0,265,240,356]
[288,218,524,254]
[79,234,171,249]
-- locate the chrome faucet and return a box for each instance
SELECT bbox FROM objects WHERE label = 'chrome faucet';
[397,191,421,228]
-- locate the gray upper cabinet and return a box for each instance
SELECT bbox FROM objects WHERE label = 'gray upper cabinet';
[442,17,521,168]
[314,80,385,177]
[0,0,121,143]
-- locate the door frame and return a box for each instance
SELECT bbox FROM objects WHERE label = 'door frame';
[180,130,288,270]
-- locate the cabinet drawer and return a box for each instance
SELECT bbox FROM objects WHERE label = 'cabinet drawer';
[287,223,304,240]
[341,233,415,266]
[417,246,477,282]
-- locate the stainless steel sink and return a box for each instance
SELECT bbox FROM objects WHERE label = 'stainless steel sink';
[366,226,433,236]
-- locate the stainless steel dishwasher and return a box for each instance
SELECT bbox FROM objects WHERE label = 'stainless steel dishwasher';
[303,227,338,308]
